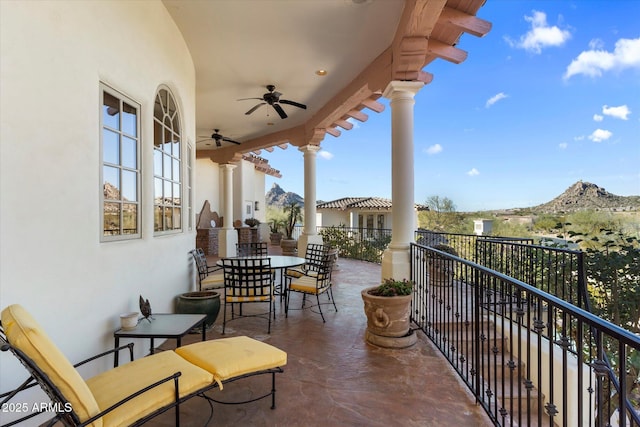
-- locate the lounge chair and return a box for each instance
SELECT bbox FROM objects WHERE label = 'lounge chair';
[0,304,286,426]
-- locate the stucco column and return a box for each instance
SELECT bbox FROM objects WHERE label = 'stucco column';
[297,144,323,255]
[219,163,237,257]
[381,81,424,281]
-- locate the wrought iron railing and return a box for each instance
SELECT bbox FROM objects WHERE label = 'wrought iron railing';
[414,229,534,263]
[410,243,640,427]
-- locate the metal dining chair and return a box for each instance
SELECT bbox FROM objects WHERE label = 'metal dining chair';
[221,257,275,334]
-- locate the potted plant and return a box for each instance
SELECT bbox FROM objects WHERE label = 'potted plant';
[361,278,417,348]
[281,202,301,256]
[269,219,284,245]
[428,244,458,287]
[244,217,260,228]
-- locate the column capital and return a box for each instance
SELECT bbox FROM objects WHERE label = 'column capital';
[220,163,237,171]
[383,81,424,99]
[298,144,322,154]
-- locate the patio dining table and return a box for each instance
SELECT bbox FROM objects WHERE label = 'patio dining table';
[217,255,306,297]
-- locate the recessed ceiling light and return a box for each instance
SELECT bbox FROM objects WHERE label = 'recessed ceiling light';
[267,122,275,126]
[316,69,328,76]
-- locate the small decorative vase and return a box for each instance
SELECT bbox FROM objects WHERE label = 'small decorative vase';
[175,291,221,329]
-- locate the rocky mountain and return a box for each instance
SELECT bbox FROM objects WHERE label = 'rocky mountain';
[266,183,304,208]
[529,181,640,214]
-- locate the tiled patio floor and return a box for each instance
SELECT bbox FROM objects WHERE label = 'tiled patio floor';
[152,247,493,426]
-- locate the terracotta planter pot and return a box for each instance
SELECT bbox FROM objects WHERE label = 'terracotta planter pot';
[361,286,412,338]
[175,291,221,328]
[280,238,297,256]
[270,232,283,245]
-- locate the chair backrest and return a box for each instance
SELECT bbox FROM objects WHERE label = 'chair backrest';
[236,242,268,257]
[1,304,101,426]
[222,257,273,299]
[311,249,337,287]
[190,249,209,281]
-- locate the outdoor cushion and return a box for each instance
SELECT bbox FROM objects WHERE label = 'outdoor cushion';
[289,276,328,294]
[201,273,225,289]
[86,351,213,426]
[1,304,103,427]
[176,336,287,384]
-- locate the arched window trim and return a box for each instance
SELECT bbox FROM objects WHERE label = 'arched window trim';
[153,86,183,235]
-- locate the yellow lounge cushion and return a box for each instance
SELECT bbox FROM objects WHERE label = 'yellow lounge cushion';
[175,336,287,386]
[86,351,213,427]
[1,304,102,427]
[201,273,224,289]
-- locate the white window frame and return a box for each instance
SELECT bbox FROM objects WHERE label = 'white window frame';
[100,83,141,242]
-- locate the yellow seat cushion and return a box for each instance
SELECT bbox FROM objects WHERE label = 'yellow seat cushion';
[86,351,214,427]
[201,273,224,289]
[289,276,328,294]
[1,304,102,427]
[175,336,287,387]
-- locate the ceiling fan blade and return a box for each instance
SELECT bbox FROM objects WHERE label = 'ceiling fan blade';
[196,138,213,144]
[222,136,241,145]
[245,103,266,115]
[273,103,288,119]
[237,97,264,101]
[279,99,307,110]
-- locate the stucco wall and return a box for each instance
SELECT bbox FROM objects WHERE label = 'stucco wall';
[195,158,220,219]
[0,1,196,422]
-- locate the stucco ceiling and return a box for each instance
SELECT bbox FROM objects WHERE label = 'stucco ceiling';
[162,0,490,163]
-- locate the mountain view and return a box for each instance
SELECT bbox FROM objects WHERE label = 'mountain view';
[267,181,639,213]
[265,183,305,209]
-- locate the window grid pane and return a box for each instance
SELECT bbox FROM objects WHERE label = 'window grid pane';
[153,88,182,233]
[101,85,140,241]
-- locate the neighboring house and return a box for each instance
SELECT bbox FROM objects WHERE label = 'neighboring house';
[317,197,427,232]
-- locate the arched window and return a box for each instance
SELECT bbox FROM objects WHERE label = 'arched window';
[153,87,182,233]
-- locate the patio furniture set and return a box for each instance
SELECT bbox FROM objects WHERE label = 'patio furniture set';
[0,242,338,426]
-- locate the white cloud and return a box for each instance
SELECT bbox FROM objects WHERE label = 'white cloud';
[602,104,631,120]
[593,114,603,122]
[589,38,605,50]
[574,135,585,141]
[467,168,480,176]
[505,10,571,54]
[588,129,613,142]
[318,150,334,160]
[486,92,508,108]
[425,144,443,155]
[559,142,568,149]
[564,37,640,80]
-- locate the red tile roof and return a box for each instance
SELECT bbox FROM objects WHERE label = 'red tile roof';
[317,197,428,211]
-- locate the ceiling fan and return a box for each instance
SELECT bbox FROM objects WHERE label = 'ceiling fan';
[196,129,241,147]
[238,84,307,119]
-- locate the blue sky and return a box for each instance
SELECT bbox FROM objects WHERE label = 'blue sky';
[264,1,640,212]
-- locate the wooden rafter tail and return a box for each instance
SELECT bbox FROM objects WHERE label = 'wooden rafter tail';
[438,6,492,38]
[346,109,368,122]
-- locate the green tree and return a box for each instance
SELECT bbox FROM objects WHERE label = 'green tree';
[419,196,465,232]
